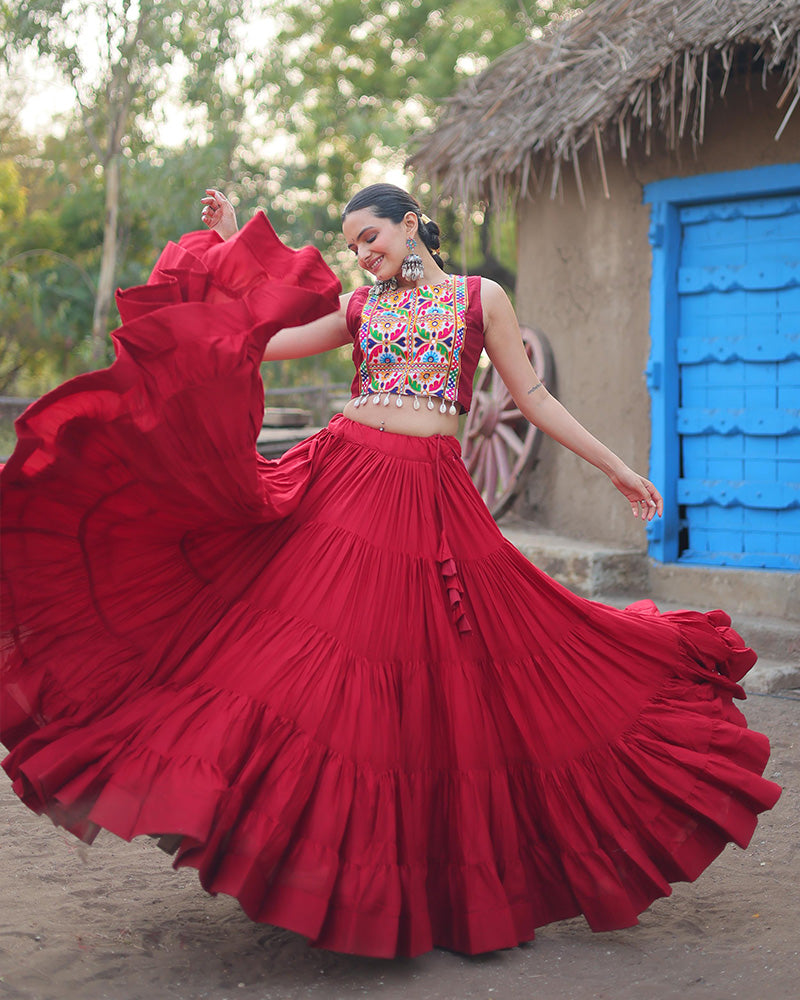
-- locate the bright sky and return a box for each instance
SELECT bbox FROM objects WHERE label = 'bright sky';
[15,55,76,135]
[13,5,281,139]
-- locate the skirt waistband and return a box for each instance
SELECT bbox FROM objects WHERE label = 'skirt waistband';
[325,413,462,464]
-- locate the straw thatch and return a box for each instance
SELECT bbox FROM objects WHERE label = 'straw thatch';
[409,0,800,207]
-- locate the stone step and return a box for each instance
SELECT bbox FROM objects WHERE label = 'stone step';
[499,523,648,598]
[499,520,799,690]
[499,520,799,620]
[740,658,800,695]
[598,594,798,665]
[646,560,799,622]
[256,426,322,459]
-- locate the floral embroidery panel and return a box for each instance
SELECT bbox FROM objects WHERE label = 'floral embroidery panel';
[357,276,468,403]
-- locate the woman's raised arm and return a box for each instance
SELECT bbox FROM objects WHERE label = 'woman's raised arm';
[481,278,663,521]
[200,189,239,239]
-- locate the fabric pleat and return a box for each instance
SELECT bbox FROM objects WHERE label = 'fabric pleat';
[0,217,781,959]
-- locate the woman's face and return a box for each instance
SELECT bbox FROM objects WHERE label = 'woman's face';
[342,208,417,282]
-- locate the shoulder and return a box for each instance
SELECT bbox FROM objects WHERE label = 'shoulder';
[344,285,372,337]
[478,277,509,309]
[347,285,371,312]
[473,277,514,333]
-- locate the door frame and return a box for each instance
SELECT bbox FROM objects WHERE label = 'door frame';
[643,162,800,564]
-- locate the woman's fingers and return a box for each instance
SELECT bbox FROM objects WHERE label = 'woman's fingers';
[199,189,238,239]
[624,478,663,520]
[201,190,226,227]
[632,483,663,521]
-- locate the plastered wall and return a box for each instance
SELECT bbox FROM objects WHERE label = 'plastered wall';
[514,73,800,548]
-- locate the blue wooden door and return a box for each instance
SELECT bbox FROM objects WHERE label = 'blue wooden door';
[675,192,800,569]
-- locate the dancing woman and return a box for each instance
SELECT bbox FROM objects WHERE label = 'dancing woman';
[204,185,662,514]
[0,182,780,958]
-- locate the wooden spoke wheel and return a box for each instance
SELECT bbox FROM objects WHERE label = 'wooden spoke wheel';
[462,326,555,519]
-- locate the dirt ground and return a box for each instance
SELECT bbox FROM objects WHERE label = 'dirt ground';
[0,692,797,1000]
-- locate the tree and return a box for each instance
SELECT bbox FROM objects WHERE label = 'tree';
[1,0,592,393]
[2,0,251,356]
[0,136,100,392]
[0,125,234,392]
[249,0,592,281]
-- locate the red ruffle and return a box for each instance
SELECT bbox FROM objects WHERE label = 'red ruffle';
[0,219,781,958]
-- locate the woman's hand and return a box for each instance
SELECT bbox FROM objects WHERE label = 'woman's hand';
[608,465,664,521]
[200,189,238,240]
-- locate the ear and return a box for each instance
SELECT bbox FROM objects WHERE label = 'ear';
[402,211,419,236]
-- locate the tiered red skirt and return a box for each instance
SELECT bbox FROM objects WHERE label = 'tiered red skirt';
[0,216,782,958]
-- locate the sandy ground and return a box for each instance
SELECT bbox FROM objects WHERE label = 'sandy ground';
[0,692,797,1000]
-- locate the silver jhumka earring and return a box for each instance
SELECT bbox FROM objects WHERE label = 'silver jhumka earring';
[401,237,424,283]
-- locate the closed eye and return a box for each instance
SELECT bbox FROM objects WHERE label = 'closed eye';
[349,234,378,256]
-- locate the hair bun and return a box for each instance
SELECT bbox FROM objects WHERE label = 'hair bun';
[421,218,441,252]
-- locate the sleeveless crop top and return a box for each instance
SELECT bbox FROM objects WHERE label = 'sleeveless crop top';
[345,275,485,413]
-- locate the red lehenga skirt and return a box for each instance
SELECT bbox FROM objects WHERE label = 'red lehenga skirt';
[0,216,781,959]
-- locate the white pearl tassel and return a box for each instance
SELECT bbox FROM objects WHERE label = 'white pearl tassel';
[356,393,457,413]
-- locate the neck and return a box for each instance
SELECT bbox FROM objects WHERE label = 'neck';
[397,266,448,289]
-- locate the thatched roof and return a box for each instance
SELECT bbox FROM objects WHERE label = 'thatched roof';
[409,0,800,206]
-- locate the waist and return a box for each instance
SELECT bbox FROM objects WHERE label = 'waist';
[342,394,460,438]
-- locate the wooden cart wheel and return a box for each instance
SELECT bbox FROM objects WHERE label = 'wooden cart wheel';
[462,326,555,519]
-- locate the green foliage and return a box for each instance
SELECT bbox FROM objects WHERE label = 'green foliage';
[0,260,89,394]
[1,0,255,360]
[0,0,591,395]
[0,117,105,388]
[246,0,591,282]
[3,1,252,157]
[0,160,26,224]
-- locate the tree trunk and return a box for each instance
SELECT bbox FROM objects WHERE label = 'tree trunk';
[92,153,120,359]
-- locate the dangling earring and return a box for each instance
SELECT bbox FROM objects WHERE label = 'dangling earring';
[401,237,424,283]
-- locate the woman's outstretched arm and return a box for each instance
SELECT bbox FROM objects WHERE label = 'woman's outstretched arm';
[481,278,663,521]
[262,294,353,360]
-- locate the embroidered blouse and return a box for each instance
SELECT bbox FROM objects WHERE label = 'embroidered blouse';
[345,275,485,413]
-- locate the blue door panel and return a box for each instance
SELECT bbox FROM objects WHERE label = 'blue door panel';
[675,189,800,569]
[645,166,800,569]
[778,359,800,409]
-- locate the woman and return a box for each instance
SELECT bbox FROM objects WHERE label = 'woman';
[0,183,780,960]
[204,185,662,513]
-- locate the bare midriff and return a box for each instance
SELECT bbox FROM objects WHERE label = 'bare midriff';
[342,395,460,437]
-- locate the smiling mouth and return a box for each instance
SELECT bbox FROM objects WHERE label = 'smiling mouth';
[366,256,384,273]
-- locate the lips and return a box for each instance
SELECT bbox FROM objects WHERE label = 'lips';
[366,255,384,274]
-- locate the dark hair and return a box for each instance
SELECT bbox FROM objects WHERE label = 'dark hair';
[342,183,445,269]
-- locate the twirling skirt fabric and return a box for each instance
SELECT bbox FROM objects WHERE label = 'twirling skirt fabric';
[0,217,781,958]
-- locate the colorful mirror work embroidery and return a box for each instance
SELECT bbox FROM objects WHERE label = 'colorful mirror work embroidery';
[356,276,468,406]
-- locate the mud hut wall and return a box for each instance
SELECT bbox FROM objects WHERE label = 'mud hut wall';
[515,75,800,548]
